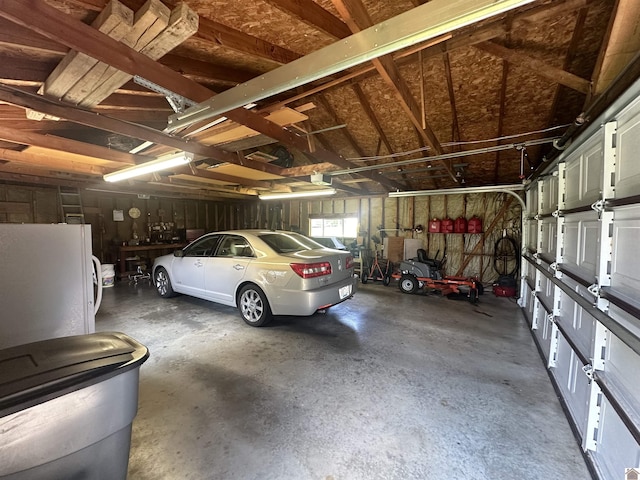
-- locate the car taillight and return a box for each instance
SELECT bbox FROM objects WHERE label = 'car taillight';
[346,255,353,270]
[290,262,332,279]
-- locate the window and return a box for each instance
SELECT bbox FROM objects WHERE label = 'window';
[215,235,253,257]
[309,216,358,238]
[183,235,220,257]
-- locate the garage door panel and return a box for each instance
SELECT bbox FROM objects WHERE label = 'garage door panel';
[539,218,557,259]
[540,174,559,215]
[591,397,640,480]
[556,277,596,358]
[615,98,640,199]
[533,297,553,361]
[551,332,590,437]
[563,131,604,210]
[604,333,640,416]
[610,205,640,302]
[561,211,600,281]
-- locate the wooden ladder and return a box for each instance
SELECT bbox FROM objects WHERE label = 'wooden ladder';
[58,186,85,224]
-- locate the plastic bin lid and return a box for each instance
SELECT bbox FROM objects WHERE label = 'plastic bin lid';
[0,332,149,417]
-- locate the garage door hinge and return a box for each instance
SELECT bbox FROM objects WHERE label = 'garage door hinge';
[552,210,560,218]
[591,200,605,215]
[587,283,600,297]
[550,262,558,271]
[547,313,555,323]
[582,364,594,380]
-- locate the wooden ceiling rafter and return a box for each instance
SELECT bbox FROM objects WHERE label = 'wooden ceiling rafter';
[0,0,401,192]
[351,83,392,155]
[0,148,108,175]
[475,40,592,94]
[265,0,597,113]
[262,0,351,40]
[0,125,140,165]
[331,0,457,184]
[0,85,283,175]
[545,7,589,145]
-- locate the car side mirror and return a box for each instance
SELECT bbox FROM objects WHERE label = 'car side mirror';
[174,250,185,257]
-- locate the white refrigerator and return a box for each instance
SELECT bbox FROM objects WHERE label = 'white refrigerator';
[0,224,102,349]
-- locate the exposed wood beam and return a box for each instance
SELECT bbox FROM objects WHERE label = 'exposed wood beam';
[262,0,351,39]
[67,0,303,65]
[0,148,107,175]
[194,17,302,66]
[455,196,514,276]
[493,61,509,184]
[317,94,366,157]
[266,0,593,112]
[0,0,401,192]
[0,125,141,165]
[546,8,588,139]
[0,167,95,187]
[280,162,339,177]
[442,52,461,144]
[590,0,640,98]
[331,0,457,184]
[160,54,256,86]
[475,41,592,94]
[0,85,283,175]
[351,83,393,155]
[176,163,274,189]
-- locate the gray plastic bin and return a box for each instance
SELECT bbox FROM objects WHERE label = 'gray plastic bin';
[0,332,149,480]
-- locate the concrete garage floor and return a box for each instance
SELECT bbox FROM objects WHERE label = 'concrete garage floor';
[96,281,591,480]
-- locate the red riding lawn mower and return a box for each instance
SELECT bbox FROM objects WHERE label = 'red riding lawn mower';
[389,249,483,303]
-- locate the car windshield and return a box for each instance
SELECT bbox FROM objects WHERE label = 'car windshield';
[259,232,323,253]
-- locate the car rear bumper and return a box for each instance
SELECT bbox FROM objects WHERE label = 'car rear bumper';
[269,274,358,316]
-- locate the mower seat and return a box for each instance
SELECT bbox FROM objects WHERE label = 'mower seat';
[417,249,441,268]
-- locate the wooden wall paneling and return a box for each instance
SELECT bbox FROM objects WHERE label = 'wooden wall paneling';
[429,195,446,261]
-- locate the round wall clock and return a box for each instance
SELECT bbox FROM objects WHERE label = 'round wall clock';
[128,207,141,219]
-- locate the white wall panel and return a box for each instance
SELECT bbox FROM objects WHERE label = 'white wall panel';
[604,334,640,416]
[610,205,640,303]
[537,272,555,308]
[533,297,553,361]
[608,304,640,340]
[539,218,557,259]
[591,398,640,480]
[540,174,559,215]
[615,97,640,199]
[551,332,590,437]
[563,131,604,210]
[556,276,596,358]
[562,211,600,281]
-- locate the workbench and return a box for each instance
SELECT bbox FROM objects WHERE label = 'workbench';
[118,243,185,278]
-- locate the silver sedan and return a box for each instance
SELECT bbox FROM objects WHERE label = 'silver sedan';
[152,230,358,326]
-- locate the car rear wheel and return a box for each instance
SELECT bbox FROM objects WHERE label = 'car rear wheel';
[154,267,176,298]
[399,274,418,294]
[238,284,272,327]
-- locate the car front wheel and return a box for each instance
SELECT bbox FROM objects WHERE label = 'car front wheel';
[154,267,176,298]
[238,284,272,327]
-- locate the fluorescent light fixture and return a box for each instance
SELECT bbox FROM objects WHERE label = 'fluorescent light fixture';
[168,0,534,130]
[259,189,336,200]
[103,152,194,183]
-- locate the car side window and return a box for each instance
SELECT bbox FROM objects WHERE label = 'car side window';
[215,235,253,257]
[183,235,220,257]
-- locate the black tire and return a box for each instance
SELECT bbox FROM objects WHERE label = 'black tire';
[468,288,479,304]
[477,282,485,295]
[383,275,391,286]
[399,274,418,294]
[361,271,369,284]
[154,267,176,298]
[238,284,272,327]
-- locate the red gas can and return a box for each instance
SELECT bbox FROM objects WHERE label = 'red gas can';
[454,216,467,233]
[428,218,441,233]
[468,216,483,233]
[441,218,454,234]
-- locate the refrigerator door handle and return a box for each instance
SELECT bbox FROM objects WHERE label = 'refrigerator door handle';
[92,255,103,315]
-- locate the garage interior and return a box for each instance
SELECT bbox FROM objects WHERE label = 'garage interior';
[0,0,639,479]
